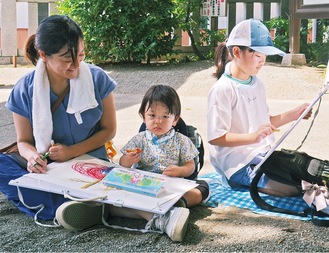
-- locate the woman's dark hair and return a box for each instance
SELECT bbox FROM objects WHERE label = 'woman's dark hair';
[25,15,83,66]
[139,85,181,118]
[213,43,253,79]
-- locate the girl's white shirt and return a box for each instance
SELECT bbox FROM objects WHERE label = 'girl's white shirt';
[207,62,274,179]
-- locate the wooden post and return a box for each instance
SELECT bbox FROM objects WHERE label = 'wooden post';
[13,55,17,68]
[282,0,306,65]
[289,0,300,54]
[280,0,290,19]
[228,1,237,34]
[246,2,254,19]
[211,17,218,47]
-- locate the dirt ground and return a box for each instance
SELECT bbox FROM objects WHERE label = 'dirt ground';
[1,60,329,252]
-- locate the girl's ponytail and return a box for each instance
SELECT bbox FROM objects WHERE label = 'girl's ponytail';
[213,42,231,79]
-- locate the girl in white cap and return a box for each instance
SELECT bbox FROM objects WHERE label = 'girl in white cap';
[207,19,313,197]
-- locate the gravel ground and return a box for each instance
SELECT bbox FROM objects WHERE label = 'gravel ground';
[1,60,329,252]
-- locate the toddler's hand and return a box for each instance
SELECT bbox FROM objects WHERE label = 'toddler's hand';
[126,148,142,154]
[126,152,141,164]
[162,165,181,177]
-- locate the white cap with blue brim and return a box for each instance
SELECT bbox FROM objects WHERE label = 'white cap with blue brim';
[226,18,286,57]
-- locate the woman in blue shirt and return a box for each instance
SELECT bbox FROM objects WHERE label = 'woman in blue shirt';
[1,15,191,242]
[0,15,117,219]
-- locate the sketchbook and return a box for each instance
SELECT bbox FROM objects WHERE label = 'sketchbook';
[9,154,197,214]
[253,61,329,172]
[103,167,166,197]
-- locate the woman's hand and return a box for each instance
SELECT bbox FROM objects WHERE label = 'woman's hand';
[49,143,73,162]
[13,113,49,173]
[27,152,48,174]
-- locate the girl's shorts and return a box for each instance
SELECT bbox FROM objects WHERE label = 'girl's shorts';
[228,154,269,188]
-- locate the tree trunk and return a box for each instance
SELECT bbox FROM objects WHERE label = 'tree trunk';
[187,29,205,60]
[185,0,205,60]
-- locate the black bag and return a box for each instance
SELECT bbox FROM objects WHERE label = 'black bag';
[257,149,327,187]
[250,149,329,226]
[185,124,204,180]
[0,142,28,169]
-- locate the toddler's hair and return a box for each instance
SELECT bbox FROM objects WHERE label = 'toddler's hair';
[139,85,181,118]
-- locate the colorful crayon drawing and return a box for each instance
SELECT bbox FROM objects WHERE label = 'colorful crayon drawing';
[72,162,114,180]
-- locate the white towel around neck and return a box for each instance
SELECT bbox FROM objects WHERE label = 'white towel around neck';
[32,59,98,153]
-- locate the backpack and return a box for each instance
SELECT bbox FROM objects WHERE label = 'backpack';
[138,118,204,180]
[250,148,329,226]
[185,124,204,179]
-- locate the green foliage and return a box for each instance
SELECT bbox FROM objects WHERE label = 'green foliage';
[56,0,219,63]
[207,29,227,46]
[173,0,203,33]
[172,0,222,58]
[300,19,329,66]
[264,17,289,52]
[302,42,329,66]
[264,17,329,65]
[264,17,289,63]
[56,0,178,64]
[174,0,226,47]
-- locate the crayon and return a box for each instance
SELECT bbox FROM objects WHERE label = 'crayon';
[32,152,50,167]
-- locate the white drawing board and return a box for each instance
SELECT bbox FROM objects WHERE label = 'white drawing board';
[253,61,329,172]
[9,154,197,214]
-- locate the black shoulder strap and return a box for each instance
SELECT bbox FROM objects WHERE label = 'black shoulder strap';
[51,84,70,113]
[197,133,204,170]
[250,164,308,216]
[309,209,329,227]
[250,165,329,226]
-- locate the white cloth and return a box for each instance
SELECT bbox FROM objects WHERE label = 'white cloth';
[66,61,98,124]
[32,59,52,153]
[32,59,98,153]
